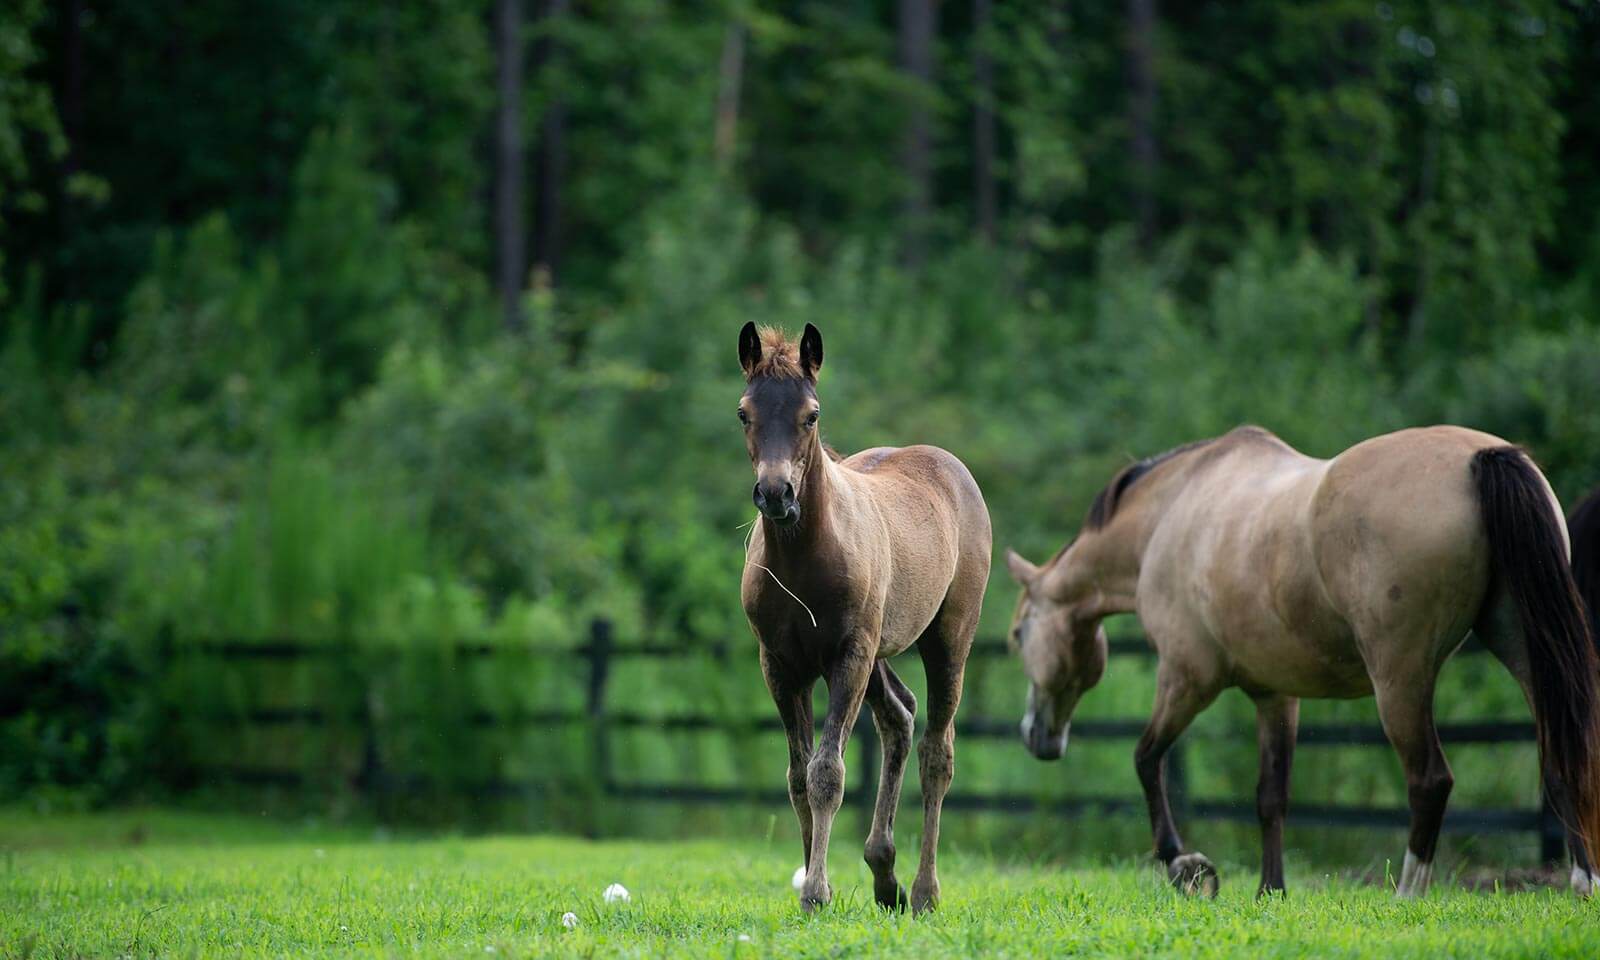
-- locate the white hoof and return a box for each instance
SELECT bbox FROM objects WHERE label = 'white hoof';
[1572,864,1598,898]
[1396,850,1432,898]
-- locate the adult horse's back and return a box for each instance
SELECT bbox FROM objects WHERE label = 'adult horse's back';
[736,323,991,913]
[1005,425,1600,897]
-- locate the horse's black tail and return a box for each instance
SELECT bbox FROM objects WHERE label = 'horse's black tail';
[1570,487,1600,648]
[1473,447,1600,855]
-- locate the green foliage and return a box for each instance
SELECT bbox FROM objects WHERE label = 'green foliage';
[2,0,1599,855]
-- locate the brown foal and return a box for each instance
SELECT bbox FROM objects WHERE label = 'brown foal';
[736,323,992,913]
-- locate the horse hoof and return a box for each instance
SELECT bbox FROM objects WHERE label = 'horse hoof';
[1168,853,1220,898]
[799,881,832,912]
[875,882,909,912]
[1573,865,1598,899]
[910,881,940,915]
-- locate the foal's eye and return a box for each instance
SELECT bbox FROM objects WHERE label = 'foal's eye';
[737,409,749,425]
[805,411,819,428]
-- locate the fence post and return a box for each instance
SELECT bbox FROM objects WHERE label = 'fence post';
[587,618,613,795]
[1539,785,1565,866]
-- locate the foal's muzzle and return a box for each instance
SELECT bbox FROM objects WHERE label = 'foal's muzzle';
[754,481,799,526]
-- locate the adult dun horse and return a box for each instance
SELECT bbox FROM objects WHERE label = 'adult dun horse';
[1005,425,1600,898]
[736,323,991,913]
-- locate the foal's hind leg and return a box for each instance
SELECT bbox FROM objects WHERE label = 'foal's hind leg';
[863,662,916,911]
[912,613,975,914]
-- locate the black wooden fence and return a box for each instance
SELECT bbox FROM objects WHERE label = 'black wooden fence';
[187,617,1567,862]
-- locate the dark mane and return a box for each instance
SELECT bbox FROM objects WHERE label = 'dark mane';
[1084,437,1218,530]
[1571,486,1600,647]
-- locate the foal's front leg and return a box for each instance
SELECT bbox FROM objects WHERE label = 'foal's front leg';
[801,640,875,911]
[762,651,815,877]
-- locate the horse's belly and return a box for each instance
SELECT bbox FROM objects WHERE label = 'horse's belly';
[1226,626,1373,699]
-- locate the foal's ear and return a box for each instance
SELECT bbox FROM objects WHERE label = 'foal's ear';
[799,323,823,381]
[1005,547,1039,585]
[738,321,762,378]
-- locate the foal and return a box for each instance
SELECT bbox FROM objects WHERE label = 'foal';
[736,323,991,912]
[1007,425,1600,898]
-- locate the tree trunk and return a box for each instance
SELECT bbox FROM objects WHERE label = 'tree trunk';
[1128,0,1158,251]
[532,0,568,287]
[898,0,937,268]
[715,22,746,173]
[494,0,526,333]
[972,0,997,243]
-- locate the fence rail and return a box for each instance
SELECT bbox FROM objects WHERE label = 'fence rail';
[180,618,1566,862]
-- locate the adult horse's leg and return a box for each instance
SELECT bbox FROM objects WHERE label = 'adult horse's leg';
[912,613,974,913]
[1136,662,1221,896]
[761,650,816,878]
[1253,694,1299,896]
[1372,677,1452,898]
[863,662,916,910]
[800,639,875,911]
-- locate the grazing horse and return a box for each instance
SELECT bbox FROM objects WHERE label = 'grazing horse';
[1005,425,1600,898]
[736,323,991,913]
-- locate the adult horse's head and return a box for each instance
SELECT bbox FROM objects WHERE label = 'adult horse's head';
[1004,545,1109,761]
[737,322,824,527]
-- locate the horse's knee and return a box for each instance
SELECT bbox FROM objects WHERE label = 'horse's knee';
[864,836,896,873]
[1256,780,1287,824]
[918,736,953,787]
[1407,766,1453,811]
[1134,744,1162,791]
[786,762,808,802]
[807,754,845,810]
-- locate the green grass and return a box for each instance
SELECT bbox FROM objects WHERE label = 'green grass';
[1,808,1594,958]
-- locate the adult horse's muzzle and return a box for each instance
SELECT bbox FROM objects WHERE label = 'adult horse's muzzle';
[753,481,800,526]
[1020,685,1070,761]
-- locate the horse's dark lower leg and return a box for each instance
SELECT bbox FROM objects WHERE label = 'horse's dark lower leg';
[1136,665,1218,896]
[1374,681,1452,897]
[1253,694,1299,896]
[912,633,968,914]
[800,642,874,911]
[863,662,915,910]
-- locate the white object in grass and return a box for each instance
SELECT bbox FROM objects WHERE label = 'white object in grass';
[603,883,631,904]
[791,866,806,891]
[560,912,579,929]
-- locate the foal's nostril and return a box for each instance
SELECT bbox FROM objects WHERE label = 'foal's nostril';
[783,481,796,505]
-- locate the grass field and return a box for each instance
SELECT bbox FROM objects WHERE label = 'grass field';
[2,808,1596,958]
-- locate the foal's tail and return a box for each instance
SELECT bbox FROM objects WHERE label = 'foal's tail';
[1473,447,1600,855]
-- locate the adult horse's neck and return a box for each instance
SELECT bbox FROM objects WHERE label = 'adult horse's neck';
[759,433,838,560]
[1044,454,1197,619]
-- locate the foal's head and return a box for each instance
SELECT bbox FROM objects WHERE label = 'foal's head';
[1003,546,1108,761]
[736,322,824,527]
